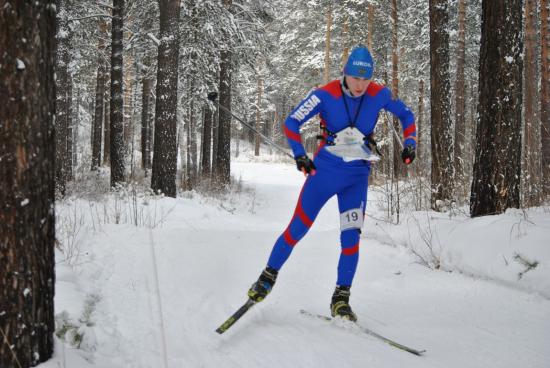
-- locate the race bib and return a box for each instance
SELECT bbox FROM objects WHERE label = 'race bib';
[340,208,364,231]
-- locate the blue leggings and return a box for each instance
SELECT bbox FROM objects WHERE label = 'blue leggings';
[267,162,369,286]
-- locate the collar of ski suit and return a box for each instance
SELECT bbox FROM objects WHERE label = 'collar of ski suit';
[340,76,367,98]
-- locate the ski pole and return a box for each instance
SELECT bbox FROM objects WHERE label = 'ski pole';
[206,92,295,160]
[383,110,404,150]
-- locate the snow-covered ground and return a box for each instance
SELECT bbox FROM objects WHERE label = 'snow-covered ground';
[41,160,550,368]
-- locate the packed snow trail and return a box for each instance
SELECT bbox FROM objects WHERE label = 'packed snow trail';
[45,161,550,368]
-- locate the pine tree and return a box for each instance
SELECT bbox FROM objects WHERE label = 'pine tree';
[110,0,126,187]
[540,0,550,198]
[429,0,454,211]
[470,0,523,217]
[0,2,56,366]
[151,0,182,197]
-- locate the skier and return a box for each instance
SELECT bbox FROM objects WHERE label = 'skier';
[248,45,417,322]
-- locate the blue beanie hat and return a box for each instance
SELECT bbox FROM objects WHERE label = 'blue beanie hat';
[344,46,374,79]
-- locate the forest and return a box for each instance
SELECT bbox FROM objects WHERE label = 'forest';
[1,0,549,367]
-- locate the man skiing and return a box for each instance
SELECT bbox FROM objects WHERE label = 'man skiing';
[248,45,417,322]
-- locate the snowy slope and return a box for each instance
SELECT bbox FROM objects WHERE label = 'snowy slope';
[42,160,550,368]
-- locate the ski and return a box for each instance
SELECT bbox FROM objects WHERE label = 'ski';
[300,309,426,356]
[216,299,256,334]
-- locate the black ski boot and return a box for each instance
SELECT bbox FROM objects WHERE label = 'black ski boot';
[330,285,357,322]
[248,266,278,302]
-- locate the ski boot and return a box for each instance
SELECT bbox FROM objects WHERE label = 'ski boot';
[248,266,278,302]
[330,285,357,322]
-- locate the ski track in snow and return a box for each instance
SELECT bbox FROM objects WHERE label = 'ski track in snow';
[44,161,550,368]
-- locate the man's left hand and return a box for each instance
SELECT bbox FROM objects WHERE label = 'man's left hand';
[401,145,416,165]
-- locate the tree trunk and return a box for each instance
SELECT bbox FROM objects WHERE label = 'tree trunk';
[429,0,454,211]
[255,75,262,156]
[187,95,198,188]
[201,104,213,177]
[470,0,523,217]
[0,2,56,366]
[110,0,126,187]
[367,4,375,50]
[391,0,402,178]
[141,75,152,171]
[324,4,332,84]
[523,0,540,207]
[151,0,182,197]
[216,47,232,185]
[453,0,467,199]
[212,102,219,176]
[341,16,349,69]
[417,80,425,163]
[123,54,134,151]
[103,89,111,166]
[55,0,71,196]
[542,0,550,198]
[66,75,74,181]
[92,58,105,171]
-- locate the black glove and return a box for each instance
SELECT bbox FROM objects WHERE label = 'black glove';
[401,145,416,165]
[295,155,316,175]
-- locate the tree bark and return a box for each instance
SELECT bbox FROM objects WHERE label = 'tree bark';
[324,4,332,84]
[522,0,540,207]
[66,75,74,181]
[110,0,126,187]
[0,2,56,366]
[151,0,182,197]
[92,58,105,171]
[216,47,232,185]
[255,75,262,156]
[367,4,374,50]
[55,0,71,196]
[417,80,425,163]
[391,0,402,178]
[103,89,111,166]
[542,0,550,197]
[141,75,152,171]
[201,104,213,177]
[470,0,523,217]
[453,0,467,198]
[429,0,454,211]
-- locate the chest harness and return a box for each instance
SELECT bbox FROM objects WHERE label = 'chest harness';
[316,85,381,156]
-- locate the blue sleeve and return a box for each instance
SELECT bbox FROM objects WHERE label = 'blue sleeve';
[283,90,324,158]
[382,88,417,148]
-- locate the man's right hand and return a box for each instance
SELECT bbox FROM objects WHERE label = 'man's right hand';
[295,155,316,175]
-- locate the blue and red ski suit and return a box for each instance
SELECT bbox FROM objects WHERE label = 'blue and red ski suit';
[266,79,417,286]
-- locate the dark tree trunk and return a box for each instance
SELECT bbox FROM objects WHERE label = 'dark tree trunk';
[0,2,56,367]
[212,103,219,176]
[110,0,126,187]
[391,0,403,178]
[201,104,213,177]
[141,75,152,171]
[92,20,108,171]
[470,0,523,217]
[523,0,540,207]
[542,0,550,197]
[103,89,111,166]
[216,48,232,185]
[92,60,105,171]
[453,0,467,198]
[429,0,454,211]
[55,0,71,196]
[187,95,198,188]
[255,76,262,156]
[66,75,74,181]
[151,0,182,197]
